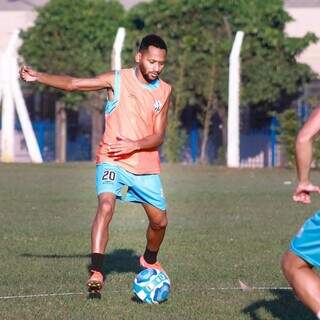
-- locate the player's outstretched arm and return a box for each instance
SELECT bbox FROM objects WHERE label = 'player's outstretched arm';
[293,107,320,203]
[20,66,113,92]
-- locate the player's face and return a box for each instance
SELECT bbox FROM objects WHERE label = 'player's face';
[136,46,167,82]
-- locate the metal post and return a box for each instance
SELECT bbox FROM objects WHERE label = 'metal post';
[1,30,43,163]
[227,31,244,168]
[111,27,126,71]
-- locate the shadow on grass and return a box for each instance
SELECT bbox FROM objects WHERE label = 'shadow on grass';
[242,290,314,320]
[21,248,141,275]
[131,295,143,304]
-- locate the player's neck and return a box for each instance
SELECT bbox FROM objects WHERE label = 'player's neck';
[134,67,152,85]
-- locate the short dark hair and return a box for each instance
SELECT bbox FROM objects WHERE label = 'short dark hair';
[138,34,167,52]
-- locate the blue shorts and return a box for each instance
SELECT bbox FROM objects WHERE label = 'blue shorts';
[290,210,320,268]
[96,162,166,211]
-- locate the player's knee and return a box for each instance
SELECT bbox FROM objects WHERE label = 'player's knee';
[98,200,113,217]
[150,215,168,230]
[281,251,307,280]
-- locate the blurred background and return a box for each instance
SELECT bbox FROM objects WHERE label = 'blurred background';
[1,0,320,167]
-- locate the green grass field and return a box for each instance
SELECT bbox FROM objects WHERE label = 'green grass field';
[0,163,319,319]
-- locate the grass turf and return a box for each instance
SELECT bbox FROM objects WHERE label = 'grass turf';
[0,163,318,319]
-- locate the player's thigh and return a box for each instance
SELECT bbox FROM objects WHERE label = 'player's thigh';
[126,174,167,211]
[283,251,310,269]
[96,162,123,197]
[290,210,320,268]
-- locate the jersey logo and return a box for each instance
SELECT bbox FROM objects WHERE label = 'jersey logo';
[153,100,163,112]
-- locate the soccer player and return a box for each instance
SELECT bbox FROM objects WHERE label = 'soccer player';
[281,107,320,318]
[20,34,172,293]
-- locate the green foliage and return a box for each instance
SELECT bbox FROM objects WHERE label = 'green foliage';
[216,0,317,110]
[20,0,125,107]
[276,109,299,167]
[162,110,187,162]
[127,0,317,110]
[126,0,316,161]
[215,145,226,166]
[126,0,228,161]
[277,107,320,167]
[20,0,317,161]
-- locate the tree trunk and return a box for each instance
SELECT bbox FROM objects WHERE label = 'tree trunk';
[218,106,228,162]
[164,52,187,163]
[173,54,187,118]
[219,107,227,147]
[55,100,67,162]
[199,98,215,164]
[199,64,216,164]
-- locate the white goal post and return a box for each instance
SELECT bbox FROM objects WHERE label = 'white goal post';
[227,31,244,168]
[111,27,126,71]
[0,30,43,163]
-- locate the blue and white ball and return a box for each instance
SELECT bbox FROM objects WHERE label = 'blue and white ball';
[133,268,171,304]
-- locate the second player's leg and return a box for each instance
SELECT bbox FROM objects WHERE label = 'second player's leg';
[282,250,320,316]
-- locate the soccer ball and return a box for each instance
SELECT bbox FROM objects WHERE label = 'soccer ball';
[133,268,171,304]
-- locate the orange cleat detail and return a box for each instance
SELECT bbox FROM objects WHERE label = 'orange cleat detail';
[139,255,165,273]
[87,270,104,292]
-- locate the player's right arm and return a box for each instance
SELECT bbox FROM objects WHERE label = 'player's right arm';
[293,107,320,204]
[19,66,113,92]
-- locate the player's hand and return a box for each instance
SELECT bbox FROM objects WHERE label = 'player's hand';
[293,182,320,204]
[20,66,38,82]
[107,135,138,159]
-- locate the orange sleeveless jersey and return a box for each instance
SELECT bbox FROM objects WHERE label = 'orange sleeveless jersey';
[96,68,171,174]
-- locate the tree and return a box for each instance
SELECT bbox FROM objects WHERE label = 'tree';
[276,109,299,167]
[126,0,316,163]
[20,0,125,160]
[277,103,320,168]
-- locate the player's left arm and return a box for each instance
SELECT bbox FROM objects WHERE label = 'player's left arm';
[107,90,171,157]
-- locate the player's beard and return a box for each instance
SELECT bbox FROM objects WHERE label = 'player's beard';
[139,64,158,83]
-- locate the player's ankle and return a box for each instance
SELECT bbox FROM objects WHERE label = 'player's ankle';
[91,253,104,273]
[143,248,158,264]
[91,269,103,275]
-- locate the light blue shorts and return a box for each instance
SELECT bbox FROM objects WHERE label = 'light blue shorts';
[96,162,166,211]
[290,210,320,268]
